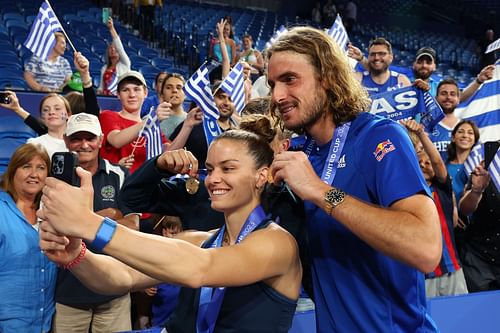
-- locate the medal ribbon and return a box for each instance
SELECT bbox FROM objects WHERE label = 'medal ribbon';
[196,205,267,333]
[303,122,351,185]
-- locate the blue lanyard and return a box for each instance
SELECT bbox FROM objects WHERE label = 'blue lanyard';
[303,122,351,185]
[196,205,267,333]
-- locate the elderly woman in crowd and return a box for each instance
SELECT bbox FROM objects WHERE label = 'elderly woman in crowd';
[0,143,57,332]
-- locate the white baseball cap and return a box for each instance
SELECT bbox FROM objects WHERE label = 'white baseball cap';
[65,113,103,137]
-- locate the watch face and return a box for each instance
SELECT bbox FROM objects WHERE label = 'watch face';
[326,188,345,206]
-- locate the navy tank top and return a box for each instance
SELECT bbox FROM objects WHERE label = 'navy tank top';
[164,220,297,333]
[362,70,401,96]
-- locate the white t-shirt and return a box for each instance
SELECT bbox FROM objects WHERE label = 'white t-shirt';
[27,134,68,160]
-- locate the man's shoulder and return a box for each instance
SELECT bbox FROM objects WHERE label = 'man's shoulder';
[350,112,396,136]
[96,158,129,178]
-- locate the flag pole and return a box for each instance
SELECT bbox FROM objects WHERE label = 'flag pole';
[45,0,77,53]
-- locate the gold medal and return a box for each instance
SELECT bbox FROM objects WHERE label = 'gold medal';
[185,177,200,195]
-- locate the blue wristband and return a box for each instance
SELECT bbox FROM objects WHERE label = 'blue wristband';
[91,217,117,251]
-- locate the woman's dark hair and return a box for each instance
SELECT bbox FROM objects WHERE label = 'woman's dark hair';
[238,114,277,144]
[446,120,480,162]
[213,129,274,169]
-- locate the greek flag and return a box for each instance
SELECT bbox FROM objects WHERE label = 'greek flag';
[490,146,500,191]
[485,38,500,54]
[140,107,163,160]
[184,62,221,146]
[265,25,288,49]
[327,14,349,52]
[464,144,484,176]
[24,1,63,60]
[108,73,118,95]
[220,62,245,114]
[455,60,500,143]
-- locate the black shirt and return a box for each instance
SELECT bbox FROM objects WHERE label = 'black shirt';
[56,158,129,305]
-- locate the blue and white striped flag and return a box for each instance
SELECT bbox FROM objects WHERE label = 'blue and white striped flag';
[184,62,222,146]
[220,62,245,114]
[485,38,500,54]
[140,106,163,160]
[265,25,288,49]
[464,143,484,176]
[489,146,500,191]
[455,60,500,143]
[327,14,349,52]
[108,73,118,95]
[24,1,63,60]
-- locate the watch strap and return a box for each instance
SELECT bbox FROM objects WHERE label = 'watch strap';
[91,217,117,251]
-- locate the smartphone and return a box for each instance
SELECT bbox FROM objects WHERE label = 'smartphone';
[188,101,197,111]
[102,7,111,24]
[51,152,79,186]
[0,91,11,104]
[484,141,500,170]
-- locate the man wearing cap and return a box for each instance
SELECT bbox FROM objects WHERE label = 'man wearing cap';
[99,70,167,173]
[412,46,494,102]
[353,37,411,95]
[413,47,440,97]
[53,112,138,333]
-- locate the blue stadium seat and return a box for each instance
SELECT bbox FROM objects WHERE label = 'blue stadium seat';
[151,57,174,68]
[0,79,29,90]
[138,47,159,59]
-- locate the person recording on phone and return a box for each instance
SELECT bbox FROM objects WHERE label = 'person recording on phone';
[98,17,131,96]
[51,112,139,333]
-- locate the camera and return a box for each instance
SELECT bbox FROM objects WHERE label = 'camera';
[0,92,11,104]
[51,152,79,186]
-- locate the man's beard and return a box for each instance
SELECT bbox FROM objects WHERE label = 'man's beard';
[284,91,328,133]
[414,69,432,80]
[369,63,389,76]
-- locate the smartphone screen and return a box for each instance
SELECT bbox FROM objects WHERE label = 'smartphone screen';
[51,152,79,186]
[102,8,110,24]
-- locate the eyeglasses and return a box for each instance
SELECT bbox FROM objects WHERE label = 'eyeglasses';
[368,51,389,58]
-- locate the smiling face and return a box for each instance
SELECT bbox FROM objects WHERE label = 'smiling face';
[13,155,48,199]
[117,82,147,113]
[436,83,459,114]
[205,139,264,214]
[214,91,235,120]
[413,56,435,80]
[367,44,393,75]
[267,51,327,132]
[40,95,69,131]
[452,123,476,152]
[65,132,102,165]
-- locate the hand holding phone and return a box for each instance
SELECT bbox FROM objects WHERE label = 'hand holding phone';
[0,91,11,104]
[51,152,79,186]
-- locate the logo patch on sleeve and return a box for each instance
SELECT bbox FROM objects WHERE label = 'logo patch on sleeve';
[373,139,396,162]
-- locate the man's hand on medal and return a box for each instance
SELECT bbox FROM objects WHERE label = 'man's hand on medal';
[271,151,324,201]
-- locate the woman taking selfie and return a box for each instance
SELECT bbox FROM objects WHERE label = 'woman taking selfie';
[39,130,301,332]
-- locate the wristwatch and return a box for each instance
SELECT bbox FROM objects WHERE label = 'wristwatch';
[324,187,346,215]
